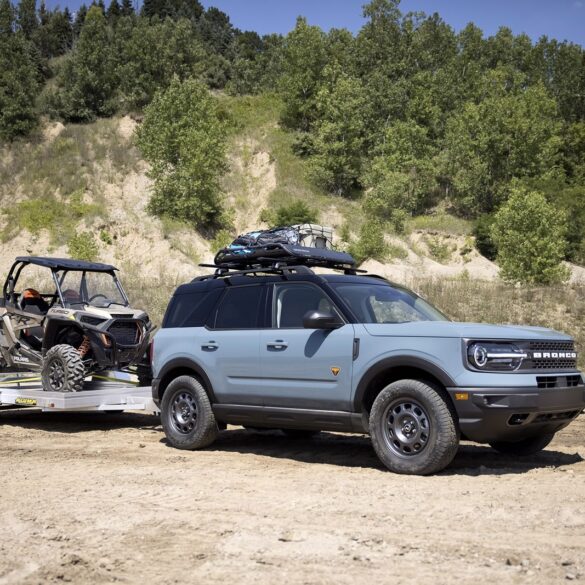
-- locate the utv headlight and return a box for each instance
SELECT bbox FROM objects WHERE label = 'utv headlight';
[467,342,528,372]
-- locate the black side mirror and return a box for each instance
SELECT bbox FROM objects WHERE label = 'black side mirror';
[303,310,344,330]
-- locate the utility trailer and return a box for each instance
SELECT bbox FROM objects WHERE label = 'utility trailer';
[0,372,159,414]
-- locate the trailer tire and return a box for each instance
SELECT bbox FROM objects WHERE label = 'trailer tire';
[41,344,85,393]
[161,375,218,450]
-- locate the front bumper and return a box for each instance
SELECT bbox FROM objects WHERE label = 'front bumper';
[448,384,585,443]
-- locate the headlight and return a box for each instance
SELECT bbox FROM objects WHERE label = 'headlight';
[467,342,528,371]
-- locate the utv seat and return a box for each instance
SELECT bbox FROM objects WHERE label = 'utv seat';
[19,291,48,350]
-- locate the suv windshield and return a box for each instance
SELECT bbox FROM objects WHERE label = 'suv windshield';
[332,282,447,324]
[56,270,128,308]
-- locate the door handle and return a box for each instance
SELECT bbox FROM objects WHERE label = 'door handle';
[267,340,288,351]
[202,342,218,351]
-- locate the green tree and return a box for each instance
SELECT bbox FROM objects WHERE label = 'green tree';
[308,68,368,195]
[0,30,40,140]
[364,121,438,217]
[51,5,116,121]
[115,18,206,110]
[16,0,37,38]
[279,17,328,131]
[135,77,228,227]
[442,76,562,216]
[491,186,569,285]
[0,0,14,34]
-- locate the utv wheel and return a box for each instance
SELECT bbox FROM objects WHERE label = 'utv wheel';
[41,344,85,393]
[369,379,459,475]
[489,433,555,456]
[161,376,218,450]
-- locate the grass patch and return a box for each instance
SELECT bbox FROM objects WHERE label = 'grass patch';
[409,213,472,236]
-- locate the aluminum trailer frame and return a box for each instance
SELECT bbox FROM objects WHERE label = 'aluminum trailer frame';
[0,372,159,414]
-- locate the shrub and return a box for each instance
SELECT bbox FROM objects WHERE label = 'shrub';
[273,200,318,226]
[491,187,570,285]
[349,220,387,264]
[68,232,98,261]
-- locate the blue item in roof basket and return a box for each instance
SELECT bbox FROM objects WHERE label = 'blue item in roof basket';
[229,226,300,249]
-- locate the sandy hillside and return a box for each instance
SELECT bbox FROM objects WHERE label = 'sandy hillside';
[2,116,585,288]
[0,408,584,584]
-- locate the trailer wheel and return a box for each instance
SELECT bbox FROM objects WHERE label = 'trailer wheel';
[161,375,218,450]
[41,344,85,393]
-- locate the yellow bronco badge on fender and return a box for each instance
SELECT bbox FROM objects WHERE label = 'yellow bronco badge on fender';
[15,397,37,406]
[330,367,340,377]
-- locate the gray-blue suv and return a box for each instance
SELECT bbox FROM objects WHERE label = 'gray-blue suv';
[152,264,584,475]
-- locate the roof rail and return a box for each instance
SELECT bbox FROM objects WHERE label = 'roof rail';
[192,264,315,283]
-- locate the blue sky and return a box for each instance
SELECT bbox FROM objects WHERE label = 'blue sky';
[198,0,585,45]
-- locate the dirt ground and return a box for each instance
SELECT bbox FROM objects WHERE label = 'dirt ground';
[0,409,584,585]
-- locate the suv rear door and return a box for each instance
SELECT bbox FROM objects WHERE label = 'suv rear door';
[202,284,266,405]
[259,282,355,411]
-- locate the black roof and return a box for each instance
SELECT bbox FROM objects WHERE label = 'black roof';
[15,256,117,272]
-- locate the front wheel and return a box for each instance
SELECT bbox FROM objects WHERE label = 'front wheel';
[369,379,459,475]
[161,376,218,450]
[41,344,85,392]
[489,433,555,456]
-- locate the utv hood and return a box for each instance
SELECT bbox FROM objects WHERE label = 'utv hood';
[362,321,572,341]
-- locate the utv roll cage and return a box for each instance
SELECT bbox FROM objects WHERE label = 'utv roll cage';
[3,256,129,308]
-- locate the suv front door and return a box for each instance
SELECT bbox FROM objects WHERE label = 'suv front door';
[259,282,355,411]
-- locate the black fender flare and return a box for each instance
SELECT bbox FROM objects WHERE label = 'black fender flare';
[353,355,457,412]
[155,357,216,403]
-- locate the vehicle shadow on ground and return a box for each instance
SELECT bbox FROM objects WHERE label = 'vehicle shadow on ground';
[196,428,584,475]
[0,409,161,433]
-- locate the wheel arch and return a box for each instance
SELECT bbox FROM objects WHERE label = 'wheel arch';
[354,356,457,416]
[42,319,85,352]
[156,357,216,404]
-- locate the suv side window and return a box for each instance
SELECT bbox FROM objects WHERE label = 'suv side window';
[163,289,223,328]
[272,283,341,329]
[212,285,263,329]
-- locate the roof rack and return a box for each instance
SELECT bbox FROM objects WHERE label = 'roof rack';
[213,243,358,272]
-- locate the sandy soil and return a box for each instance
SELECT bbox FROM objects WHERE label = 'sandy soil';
[0,408,584,585]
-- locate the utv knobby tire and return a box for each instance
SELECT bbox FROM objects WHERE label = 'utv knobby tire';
[161,375,218,450]
[489,433,555,456]
[41,344,85,393]
[369,379,459,475]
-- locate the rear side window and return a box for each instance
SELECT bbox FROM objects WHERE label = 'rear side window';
[163,289,222,328]
[213,286,262,329]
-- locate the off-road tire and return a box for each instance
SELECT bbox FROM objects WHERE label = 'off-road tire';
[489,433,555,456]
[41,344,85,393]
[369,379,459,475]
[161,375,218,450]
[281,429,321,439]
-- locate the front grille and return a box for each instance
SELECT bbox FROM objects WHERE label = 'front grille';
[108,321,140,346]
[529,341,575,352]
[519,340,578,371]
[532,358,578,370]
[567,375,583,387]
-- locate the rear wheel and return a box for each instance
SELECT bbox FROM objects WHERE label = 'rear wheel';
[369,379,459,475]
[41,344,85,393]
[161,376,218,450]
[489,433,555,456]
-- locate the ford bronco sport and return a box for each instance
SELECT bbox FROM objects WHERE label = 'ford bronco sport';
[152,248,584,475]
[0,257,153,392]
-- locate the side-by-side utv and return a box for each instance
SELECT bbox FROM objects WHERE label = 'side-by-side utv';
[0,257,153,392]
